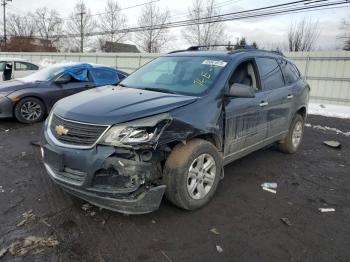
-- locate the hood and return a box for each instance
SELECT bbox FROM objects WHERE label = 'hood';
[54,86,198,125]
[0,80,39,94]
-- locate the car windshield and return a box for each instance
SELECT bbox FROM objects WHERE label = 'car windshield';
[120,56,229,95]
[20,65,66,82]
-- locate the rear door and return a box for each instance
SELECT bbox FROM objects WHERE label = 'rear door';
[255,57,290,138]
[14,61,39,78]
[224,59,270,157]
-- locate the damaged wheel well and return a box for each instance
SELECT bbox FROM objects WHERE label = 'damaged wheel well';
[192,134,221,151]
[296,106,307,119]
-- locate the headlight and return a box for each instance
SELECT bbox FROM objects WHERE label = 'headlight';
[100,113,172,147]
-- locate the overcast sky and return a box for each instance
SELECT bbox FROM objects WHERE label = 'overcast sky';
[6,0,350,51]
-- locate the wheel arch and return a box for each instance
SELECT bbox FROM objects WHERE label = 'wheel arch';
[191,133,222,151]
[295,106,307,119]
[13,95,47,114]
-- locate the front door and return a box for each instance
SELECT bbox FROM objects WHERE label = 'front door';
[224,59,269,158]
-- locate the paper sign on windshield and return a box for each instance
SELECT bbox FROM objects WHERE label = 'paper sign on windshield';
[202,60,227,67]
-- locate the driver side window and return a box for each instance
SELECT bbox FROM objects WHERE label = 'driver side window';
[229,60,259,91]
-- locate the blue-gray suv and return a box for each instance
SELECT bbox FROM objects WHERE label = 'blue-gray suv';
[41,47,310,214]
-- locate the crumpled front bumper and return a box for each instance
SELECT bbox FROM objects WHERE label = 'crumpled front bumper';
[41,128,166,214]
[44,162,165,214]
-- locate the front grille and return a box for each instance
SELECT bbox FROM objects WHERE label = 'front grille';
[49,114,108,147]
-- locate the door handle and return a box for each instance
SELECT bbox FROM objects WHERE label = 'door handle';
[259,101,269,107]
[287,94,294,99]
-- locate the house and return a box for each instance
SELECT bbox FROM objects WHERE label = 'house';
[1,37,57,52]
[101,42,140,53]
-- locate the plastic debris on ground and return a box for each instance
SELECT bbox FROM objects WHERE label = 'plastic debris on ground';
[210,228,220,235]
[280,217,292,226]
[216,245,223,253]
[323,140,342,149]
[0,248,7,258]
[7,236,59,256]
[319,208,335,213]
[81,203,92,211]
[261,182,277,194]
[17,210,35,227]
[0,186,4,193]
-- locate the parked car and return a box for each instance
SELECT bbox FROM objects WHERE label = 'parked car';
[0,63,128,123]
[41,47,309,214]
[0,58,40,81]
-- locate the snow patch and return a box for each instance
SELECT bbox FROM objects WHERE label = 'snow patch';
[305,123,350,136]
[308,103,350,119]
[39,59,75,67]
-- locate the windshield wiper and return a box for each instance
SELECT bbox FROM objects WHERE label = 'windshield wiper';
[141,87,178,94]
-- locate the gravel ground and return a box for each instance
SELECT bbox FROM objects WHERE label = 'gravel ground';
[0,115,349,262]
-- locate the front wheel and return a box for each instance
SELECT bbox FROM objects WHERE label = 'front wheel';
[163,139,222,210]
[278,114,305,154]
[14,97,46,124]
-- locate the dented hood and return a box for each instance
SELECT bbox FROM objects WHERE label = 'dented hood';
[53,86,198,125]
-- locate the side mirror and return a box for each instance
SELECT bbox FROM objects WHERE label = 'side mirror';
[226,83,255,98]
[54,74,71,84]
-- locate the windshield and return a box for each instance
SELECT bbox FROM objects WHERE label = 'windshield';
[121,56,229,95]
[20,65,66,82]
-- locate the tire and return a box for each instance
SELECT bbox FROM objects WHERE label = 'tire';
[163,139,222,210]
[278,114,305,154]
[14,97,46,124]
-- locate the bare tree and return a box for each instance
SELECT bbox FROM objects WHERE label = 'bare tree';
[66,0,96,52]
[339,16,350,51]
[6,13,37,37]
[288,18,320,52]
[34,7,62,40]
[182,0,225,47]
[134,2,170,53]
[98,0,127,44]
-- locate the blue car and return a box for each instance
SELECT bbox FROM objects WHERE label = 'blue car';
[0,63,128,123]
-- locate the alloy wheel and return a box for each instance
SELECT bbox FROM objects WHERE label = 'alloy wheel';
[187,153,216,200]
[20,101,42,121]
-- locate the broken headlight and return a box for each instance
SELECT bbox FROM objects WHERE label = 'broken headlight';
[100,113,172,146]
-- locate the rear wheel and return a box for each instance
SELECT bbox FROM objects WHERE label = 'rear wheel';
[278,114,304,154]
[14,97,46,124]
[163,139,222,210]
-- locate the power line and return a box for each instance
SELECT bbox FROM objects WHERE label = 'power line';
[5,0,350,39]
[61,0,350,37]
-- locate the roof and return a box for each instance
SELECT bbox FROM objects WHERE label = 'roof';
[166,49,285,60]
[46,62,116,70]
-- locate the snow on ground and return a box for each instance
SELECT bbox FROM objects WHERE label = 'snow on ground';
[308,103,350,119]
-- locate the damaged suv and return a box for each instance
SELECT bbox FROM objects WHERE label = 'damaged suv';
[41,47,309,214]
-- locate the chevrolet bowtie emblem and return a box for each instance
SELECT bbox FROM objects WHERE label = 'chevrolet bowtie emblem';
[55,125,69,136]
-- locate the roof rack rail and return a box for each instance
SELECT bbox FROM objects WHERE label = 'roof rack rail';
[269,49,285,57]
[187,44,257,51]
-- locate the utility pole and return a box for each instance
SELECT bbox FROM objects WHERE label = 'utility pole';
[77,11,85,53]
[1,0,11,51]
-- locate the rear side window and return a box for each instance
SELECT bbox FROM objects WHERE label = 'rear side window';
[15,62,39,71]
[256,57,285,90]
[280,60,299,84]
[90,68,119,86]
